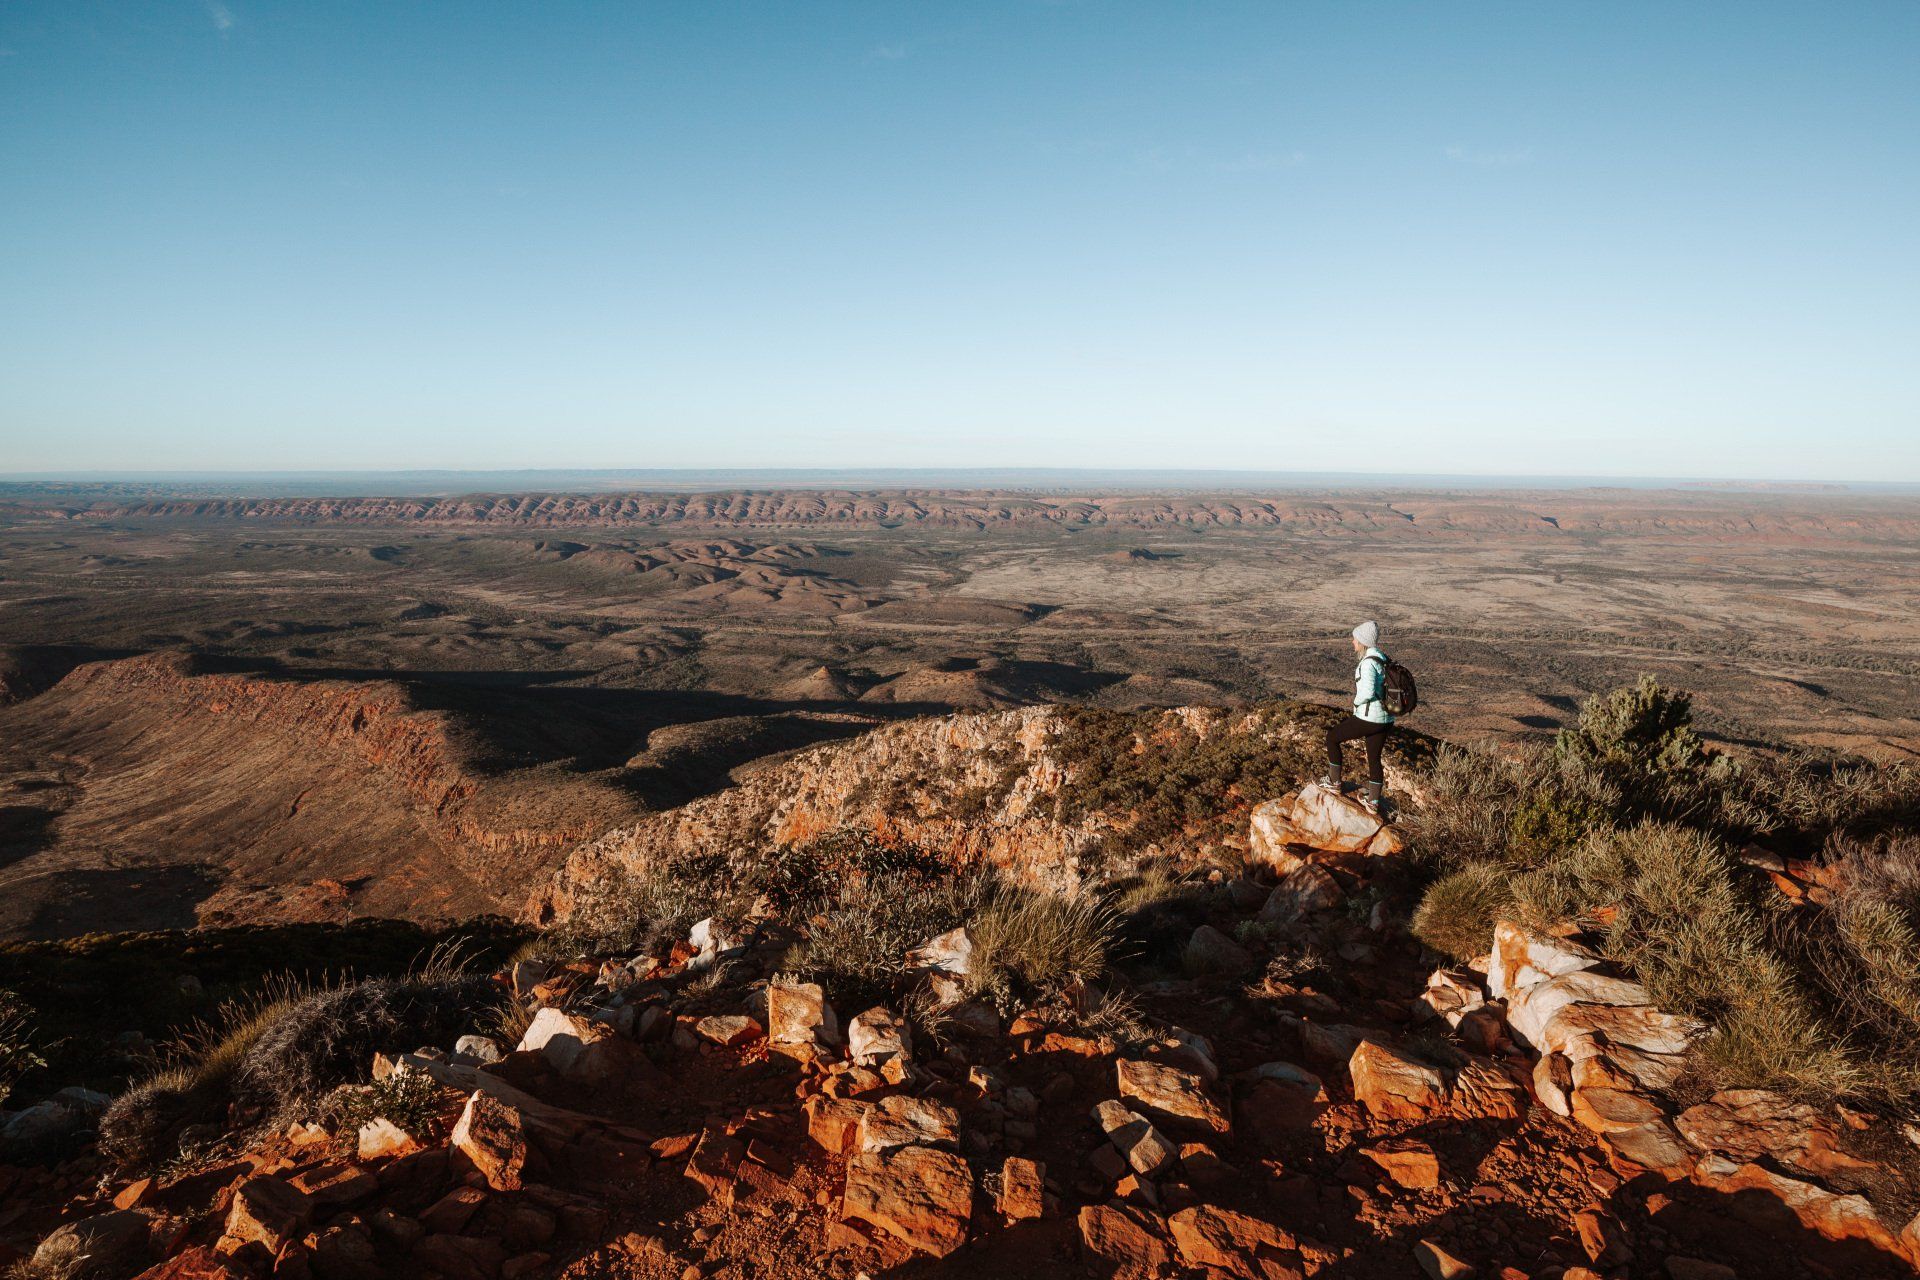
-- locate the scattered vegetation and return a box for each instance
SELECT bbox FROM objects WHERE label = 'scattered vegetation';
[1406,675,1920,1100]
[1048,703,1334,852]
[320,1067,451,1141]
[563,831,952,959]
[781,868,982,1008]
[233,972,492,1120]
[563,851,740,956]
[0,987,45,1107]
[0,917,525,1103]
[99,954,495,1171]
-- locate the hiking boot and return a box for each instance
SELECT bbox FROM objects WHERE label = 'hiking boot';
[1323,762,1348,793]
[1361,781,1385,813]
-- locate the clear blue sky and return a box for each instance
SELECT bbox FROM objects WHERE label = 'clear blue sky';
[2,2,1916,479]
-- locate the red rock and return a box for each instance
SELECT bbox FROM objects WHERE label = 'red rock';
[683,1128,745,1206]
[309,1222,379,1280]
[414,1233,504,1280]
[1574,1208,1631,1265]
[1167,1204,1300,1279]
[1448,1059,1527,1122]
[1602,1119,1695,1178]
[767,979,839,1047]
[1348,1041,1448,1119]
[1570,1085,1664,1135]
[1288,781,1389,853]
[451,1091,527,1192]
[130,1246,244,1279]
[113,1177,154,1210]
[842,1145,974,1257]
[1676,1089,1877,1181]
[287,1163,378,1209]
[1362,1141,1440,1190]
[1040,1031,1114,1058]
[805,1096,868,1154]
[1093,1099,1179,1176]
[355,1117,420,1161]
[420,1187,489,1235]
[1413,1238,1475,1279]
[857,1094,961,1153]
[1691,1153,1910,1261]
[1259,863,1345,926]
[1077,1203,1173,1278]
[998,1156,1046,1222]
[693,1014,763,1047]
[649,1133,699,1160]
[1116,1058,1230,1134]
[220,1176,313,1255]
[501,1253,549,1280]
[1178,1141,1235,1187]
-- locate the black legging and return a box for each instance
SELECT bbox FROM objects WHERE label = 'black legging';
[1326,715,1387,784]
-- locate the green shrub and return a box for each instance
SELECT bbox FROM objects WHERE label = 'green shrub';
[782,870,983,1008]
[1511,823,1853,1097]
[1400,741,1621,874]
[1729,753,1920,843]
[1554,675,1708,781]
[321,1068,451,1140]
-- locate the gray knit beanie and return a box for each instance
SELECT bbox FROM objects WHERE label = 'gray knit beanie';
[1352,620,1380,648]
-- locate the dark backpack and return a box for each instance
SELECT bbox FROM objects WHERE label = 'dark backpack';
[1380,656,1418,716]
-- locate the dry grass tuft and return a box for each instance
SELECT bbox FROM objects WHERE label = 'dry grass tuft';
[1411,862,1517,963]
[967,884,1117,1008]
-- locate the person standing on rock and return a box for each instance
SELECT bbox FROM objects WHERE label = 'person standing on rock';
[1325,620,1393,813]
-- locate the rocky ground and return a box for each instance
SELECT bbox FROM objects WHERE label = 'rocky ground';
[3,783,1915,1280]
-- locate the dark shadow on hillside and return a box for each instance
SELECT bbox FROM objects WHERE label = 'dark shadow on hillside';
[20,865,224,940]
[0,804,60,869]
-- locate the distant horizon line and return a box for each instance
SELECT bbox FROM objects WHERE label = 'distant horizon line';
[2,466,1914,495]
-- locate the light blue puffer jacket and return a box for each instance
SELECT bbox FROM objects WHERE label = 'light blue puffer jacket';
[1353,647,1394,725]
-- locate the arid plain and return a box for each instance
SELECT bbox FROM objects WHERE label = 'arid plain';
[3,484,1918,939]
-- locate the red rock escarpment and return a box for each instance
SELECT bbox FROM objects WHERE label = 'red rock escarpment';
[19,489,1920,541]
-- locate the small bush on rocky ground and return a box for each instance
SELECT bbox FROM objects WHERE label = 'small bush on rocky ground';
[1799,835,1920,1088]
[1409,863,1517,964]
[233,973,493,1119]
[1524,823,1854,1096]
[782,869,984,1008]
[563,851,741,955]
[319,1068,449,1140]
[98,980,309,1171]
[0,917,524,1104]
[966,884,1117,1010]
[0,987,45,1107]
[1407,677,1920,1101]
[99,962,493,1171]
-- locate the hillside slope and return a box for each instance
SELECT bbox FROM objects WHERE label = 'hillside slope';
[0,654,649,937]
